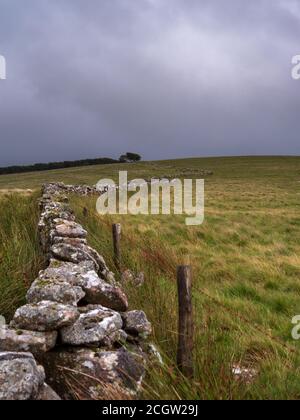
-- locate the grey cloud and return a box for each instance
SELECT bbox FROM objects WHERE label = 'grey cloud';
[0,0,299,165]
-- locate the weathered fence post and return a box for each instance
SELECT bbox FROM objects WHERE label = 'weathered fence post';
[177,265,194,378]
[112,223,122,271]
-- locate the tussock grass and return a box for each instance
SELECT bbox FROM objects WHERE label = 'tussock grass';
[1,156,300,399]
[0,193,44,320]
[66,156,300,400]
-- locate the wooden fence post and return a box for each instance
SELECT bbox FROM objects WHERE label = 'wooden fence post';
[112,223,121,271]
[177,265,194,378]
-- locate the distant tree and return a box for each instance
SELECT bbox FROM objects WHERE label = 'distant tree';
[119,153,142,163]
[119,154,129,163]
[126,153,141,162]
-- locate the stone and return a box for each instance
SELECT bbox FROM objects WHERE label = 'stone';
[232,364,258,385]
[27,277,85,306]
[144,343,163,365]
[108,329,128,346]
[135,272,145,287]
[50,243,115,283]
[48,258,96,273]
[51,243,100,271]
[60,305,123,346]
[80,270,128,311]
[121,269,134,284]
[11,301,80,332]
[50,219,87,239]
[122,311,152,339]
[86,247,116,283]
[0,352,45,400]
[36,383,61,400]
[122,270,145,287]
[0,327,57,356]
[38,203,76,253]
[51,237,88,246]
[39,261,125,310]
[40,207,75,223]
[40,347,145,400]
[42,182,98,197]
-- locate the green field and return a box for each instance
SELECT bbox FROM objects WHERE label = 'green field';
[1,156,300,399]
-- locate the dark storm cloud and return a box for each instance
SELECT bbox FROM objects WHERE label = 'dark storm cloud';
[0,0,299,165]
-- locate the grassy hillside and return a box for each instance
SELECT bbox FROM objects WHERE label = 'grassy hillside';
[1,155,299,190]
[1,156,300,399]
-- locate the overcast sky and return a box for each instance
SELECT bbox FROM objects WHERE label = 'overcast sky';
[0,0,299,166]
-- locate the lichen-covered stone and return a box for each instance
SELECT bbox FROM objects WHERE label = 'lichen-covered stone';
[36,383,61,400]
[50,243,115,283]
[38,261,125,310]
[50,219,87,240]
[51,237,88,246]
[0,327,57,355]
[42,182,99,197]
[80,271,128,311]
[27,277,85,306]
[144,343,163,365]
[11,301,80,332]
[0,352,45,400]
[48,258,95,273]
[51,243,100,270]
[122,270,145,287]
[60,305,123,346]
[122,311,152,339]
[40,347,145,400]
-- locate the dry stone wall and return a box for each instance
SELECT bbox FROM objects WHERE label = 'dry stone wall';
[0,182,153,400]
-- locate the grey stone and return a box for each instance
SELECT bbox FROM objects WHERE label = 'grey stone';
[36,383,61,400]
[51,237,88,246]
[50,243,117,284]
[80,270,128,311]
[121,269,134,284]
[122,270,145,287]
[40,347,145,400]
[48,258,96,274]
[46,258,118,288]
[60,305,123,346]
[39,262,125,310]
[42,182,98,197]
[11,301,80,332]
[144,343,163,365]
[50,219,87,239]
[50,243,100,271]
[0,327,57,356]
[27,277,85,306]
[122,311,152,339]
[0,352,45,400]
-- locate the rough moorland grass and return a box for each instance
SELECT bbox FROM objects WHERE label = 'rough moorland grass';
[68,156,300,400]
[69,194,300,400]
[0,193,44,321]
[1,156,300,399]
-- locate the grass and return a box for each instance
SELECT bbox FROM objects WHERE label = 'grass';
[1,156,300,399]
[0,193,45,321]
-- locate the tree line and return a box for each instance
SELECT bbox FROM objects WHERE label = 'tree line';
[0,153,142,176]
